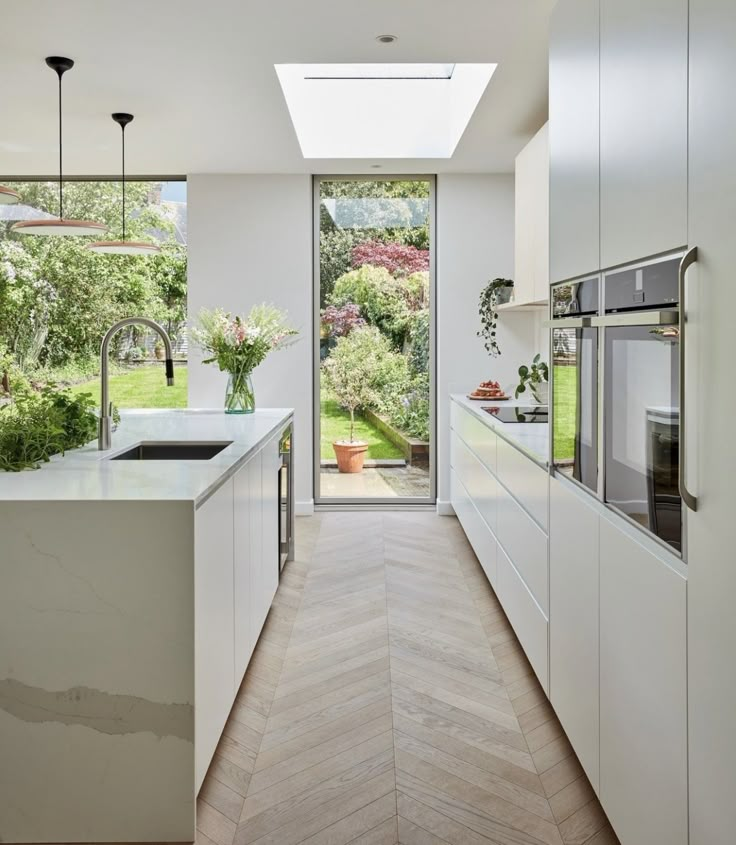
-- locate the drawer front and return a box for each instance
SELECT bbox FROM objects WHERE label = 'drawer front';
[451,402,497,473]
[496,482,549,613]
[450,470,498,587]
[497,545,549,693]
[451,432,499,534]
[496,435,548,530]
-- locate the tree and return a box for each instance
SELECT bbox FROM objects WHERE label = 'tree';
[321,326,388,442]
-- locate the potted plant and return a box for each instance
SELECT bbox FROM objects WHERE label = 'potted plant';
[321,325,383,473]
[515,354,549,404]
[477,278,514,358]
[193,304,298,414]
[154,339,165,360]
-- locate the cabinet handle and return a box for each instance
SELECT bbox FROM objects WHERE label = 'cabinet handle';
[679,246,698,512]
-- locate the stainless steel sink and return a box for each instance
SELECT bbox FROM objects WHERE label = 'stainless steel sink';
[109,442,232,461]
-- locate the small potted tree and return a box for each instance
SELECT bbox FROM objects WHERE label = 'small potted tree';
[322,326,383,473]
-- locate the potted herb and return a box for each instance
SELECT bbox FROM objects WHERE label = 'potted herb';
[193,304,299,414]
[321,326,383,473]
[477,278,514,358]
[515,354,549,404]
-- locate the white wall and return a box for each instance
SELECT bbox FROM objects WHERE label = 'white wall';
[436,174,544,509]
[187,174,314,513]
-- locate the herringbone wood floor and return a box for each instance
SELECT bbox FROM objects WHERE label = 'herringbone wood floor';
[196,512,620,845]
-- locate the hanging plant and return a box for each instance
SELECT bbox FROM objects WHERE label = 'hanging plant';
[477,278,514,358]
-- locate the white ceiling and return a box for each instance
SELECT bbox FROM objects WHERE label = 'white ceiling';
[0,0,555,177]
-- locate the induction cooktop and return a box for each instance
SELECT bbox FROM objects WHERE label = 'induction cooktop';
[482,406,549,424]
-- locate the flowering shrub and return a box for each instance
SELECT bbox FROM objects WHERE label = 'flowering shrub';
[351,240,429,277]
[192,304,298,375]
[330,265,411,348]
[321,303,365,338]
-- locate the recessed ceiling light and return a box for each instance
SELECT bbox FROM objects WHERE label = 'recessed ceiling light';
[275,63,497,159]
[371,164,382,169]
[376,34,398,44]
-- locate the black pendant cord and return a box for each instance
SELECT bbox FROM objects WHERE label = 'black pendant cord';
[57,68,63,220]
[121,124,126,241]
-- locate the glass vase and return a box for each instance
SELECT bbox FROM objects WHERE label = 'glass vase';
[224,368,255,414]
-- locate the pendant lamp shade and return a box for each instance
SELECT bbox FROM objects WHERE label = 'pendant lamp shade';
[87,113,161,256]
[0,186,21,205]
[11,57,107,237]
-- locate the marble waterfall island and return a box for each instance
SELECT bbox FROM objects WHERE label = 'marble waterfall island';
[0,408,292,843]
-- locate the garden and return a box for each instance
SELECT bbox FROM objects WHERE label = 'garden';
[318,180,431,485]
[0,180,188,469]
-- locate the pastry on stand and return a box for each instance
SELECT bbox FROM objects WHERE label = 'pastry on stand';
[467,380,510,400]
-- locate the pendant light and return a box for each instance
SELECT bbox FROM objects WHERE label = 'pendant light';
[0,186,20,205]
[87,113,161,256]
[11,57,108,237]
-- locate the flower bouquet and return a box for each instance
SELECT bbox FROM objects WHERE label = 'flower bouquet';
[192,304,299,414]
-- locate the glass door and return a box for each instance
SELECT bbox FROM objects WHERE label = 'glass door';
[313,177,435,504]
[552,324,598,494]
[603,323,681,551]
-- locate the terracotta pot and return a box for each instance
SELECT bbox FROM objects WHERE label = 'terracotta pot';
[333,440,368,473]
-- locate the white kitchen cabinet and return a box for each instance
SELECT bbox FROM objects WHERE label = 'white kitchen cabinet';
[451,432,499,535]
[194,479,235,791]
[450,469,498,587]
[233,456,255,684]
[495,482,548,614]
[497,545,549,693]
[260,433,281,616]
[495,435,548,531]
[549,477,600,793]
[600,0,688,267]
[514,123,549,304]
[599,516,687,845]
[687,2,736,841]
[450,401,497,473]
[549,0,600,283]
[247,450,265,645]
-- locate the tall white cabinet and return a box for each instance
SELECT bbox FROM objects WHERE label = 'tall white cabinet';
[514,123,549,305]
[599,0,689,267]
[549,0,600,283]
[687,0,736,841]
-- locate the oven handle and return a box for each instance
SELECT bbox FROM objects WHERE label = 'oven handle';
[543,316,592,328]
[591,310,679,327]
[678,246,698,512]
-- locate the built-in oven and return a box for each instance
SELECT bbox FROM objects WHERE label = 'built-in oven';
[278,424,294,574]
[549,276,600,495]
[596,254,683,553]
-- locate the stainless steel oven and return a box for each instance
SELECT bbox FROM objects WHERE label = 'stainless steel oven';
[549,277,600,494]
[596,254,683,553]
[278,424,294,573]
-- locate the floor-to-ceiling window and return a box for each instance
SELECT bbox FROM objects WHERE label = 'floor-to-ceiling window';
[314,177,435,504]
[0,178,187,408]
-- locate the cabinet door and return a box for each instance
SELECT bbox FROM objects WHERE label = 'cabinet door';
[260,434,280,613]
[599,517,687,845]
[514,124,549,305]
[549,0,600,283]
[248,450,265,647]
[687,1,736,841]
[600,0,688,267]
[234,457,255,684]
[194,479,235,791]
[549,477,600,792]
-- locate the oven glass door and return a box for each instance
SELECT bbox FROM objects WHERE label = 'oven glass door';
[604,324,681,552]
[553,326,598,493]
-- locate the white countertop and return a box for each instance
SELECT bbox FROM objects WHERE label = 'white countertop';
[451,394,549,466]
[0,408,292,506]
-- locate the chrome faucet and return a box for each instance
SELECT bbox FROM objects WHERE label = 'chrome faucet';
[98,317,174,450]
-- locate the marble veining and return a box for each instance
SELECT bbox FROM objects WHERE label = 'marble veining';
[0,678,193,741]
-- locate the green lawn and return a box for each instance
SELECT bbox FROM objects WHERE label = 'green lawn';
[553,364,576,459]
[69,365,188,409]
[320,397,403,461]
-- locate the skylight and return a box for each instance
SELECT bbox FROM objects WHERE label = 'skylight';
[275,63,497,159]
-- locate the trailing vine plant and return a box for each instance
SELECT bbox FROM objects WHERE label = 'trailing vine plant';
[477,278,514,358]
